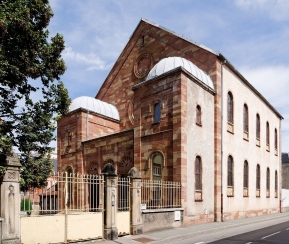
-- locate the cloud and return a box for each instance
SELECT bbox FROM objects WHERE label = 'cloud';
[234,0,289,21]
[62,47,108,71]
[239,65,289,151]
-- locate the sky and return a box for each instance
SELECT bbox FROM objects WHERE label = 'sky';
[47,0,289,152]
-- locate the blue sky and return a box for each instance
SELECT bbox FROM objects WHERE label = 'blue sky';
[48,0,289,152]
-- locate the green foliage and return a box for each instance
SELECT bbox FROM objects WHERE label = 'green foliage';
[0,0,71,189]
[20,198,32,213]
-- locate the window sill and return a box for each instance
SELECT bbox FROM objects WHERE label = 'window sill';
[243,131,249,141]
[227,122,234,134]
[227,187,234,197]
[152,122,160,126]
[195,200,203,202]
[196,122,202,127]
[256,139,260,147]
[266,144,270,152]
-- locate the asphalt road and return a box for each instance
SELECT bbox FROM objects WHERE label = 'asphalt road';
[210,221,289,244]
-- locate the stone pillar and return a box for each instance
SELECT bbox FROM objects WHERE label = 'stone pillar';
[102,163,118,240]
[128,167,143,235]
[0,152,22,244]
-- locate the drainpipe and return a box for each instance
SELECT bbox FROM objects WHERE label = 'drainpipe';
[279,118,282,212]
[221,60,226,222]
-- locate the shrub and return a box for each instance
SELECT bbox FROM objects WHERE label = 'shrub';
[21,198,32,214]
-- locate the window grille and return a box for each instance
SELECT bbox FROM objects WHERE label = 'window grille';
[256,164,260,190]
[266,168,270,191]
[227,156,233,187]
[266,122,270,146]
[227,92,233,124]
[243,161,248,188]
[243,104,249,132]
[195,156,202,191]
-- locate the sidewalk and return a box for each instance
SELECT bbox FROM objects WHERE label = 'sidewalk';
[81,212,289,244]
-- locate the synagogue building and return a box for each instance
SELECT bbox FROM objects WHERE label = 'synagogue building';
[57,19,283,225]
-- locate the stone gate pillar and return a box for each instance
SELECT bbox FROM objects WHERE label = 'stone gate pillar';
[0,152,22,244]
[102,163,118,240]
[128,167,143,235]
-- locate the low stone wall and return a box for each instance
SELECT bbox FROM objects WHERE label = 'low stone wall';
[142,208,183,233]
[282,189,289,212]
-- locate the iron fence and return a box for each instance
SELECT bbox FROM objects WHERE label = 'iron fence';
[141,180,181,209]
[20,172,104,216]
[117,177,130,211]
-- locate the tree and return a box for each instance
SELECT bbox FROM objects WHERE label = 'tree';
[0,0,70,190]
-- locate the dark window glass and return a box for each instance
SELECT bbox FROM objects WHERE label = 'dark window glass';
[275,129,278,150]
[227,93,233,124]
[256,164,260,190]
[266,168,270,191]
[256,114,260,139]
[195,157,202,191]
[275,170,278,192]
[266,122,270,145]
[243,161,248,188]
[196,105,201,125]
[243,104,248,132]
[154,103,161,123]
[228,156,233,187]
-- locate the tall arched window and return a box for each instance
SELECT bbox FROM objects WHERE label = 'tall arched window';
[275,170,278,198]
[243,161,249,196]
[154,103,161,123]
[256,114,260,139]
[256,164,260,197]
[196,105,202,125]
[227,156,234,196]
[152,153,162,181]
[243,161,249,187]
[266,167,270,197]
[66,166,73,204]
[274,129,278,153]
[227,92,233,124]
[195,156,202,191]
[266,122,270,150]
[243,104,249,133]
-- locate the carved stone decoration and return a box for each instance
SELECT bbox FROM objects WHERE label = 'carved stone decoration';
[89,163,98,175]
[128,167,141,179]
[8,172,16,179]
[5,151,21,167]
[102,163,117,176]
[118,156,133,175]
[127,96,134,125]
[134,52,153,78]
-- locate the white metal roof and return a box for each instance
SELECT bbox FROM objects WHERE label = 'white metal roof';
[69,96,120,120]
[146,57,215,90]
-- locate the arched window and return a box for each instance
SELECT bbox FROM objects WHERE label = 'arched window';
[154,103,161,123]
[275,170,278,198]
[274,129,278,151]
[256,114,260,139]
[243,161,249,188]
[152,153,162,181]
[227,92,233,124]
[66,166,73,204]
[266,122,270,147]
[256,164,260,192]
[266,167,270,197]
[243,104,249,133]
[196,105,202,125]
[195,156,202,191]
[228,156,234,187]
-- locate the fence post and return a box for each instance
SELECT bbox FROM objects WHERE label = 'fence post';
[102,163,118,240]
[128,167,143,235]
[0,151,22,244]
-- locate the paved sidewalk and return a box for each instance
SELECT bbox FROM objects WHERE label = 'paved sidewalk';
[79,212,289,244]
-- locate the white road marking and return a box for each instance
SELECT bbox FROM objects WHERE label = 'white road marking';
[194,242,204,244]
[261,231,281,239]
[246,242,252,244]
[286,228,289,231]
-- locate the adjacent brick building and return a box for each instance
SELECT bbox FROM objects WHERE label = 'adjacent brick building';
[57,19,283,225]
